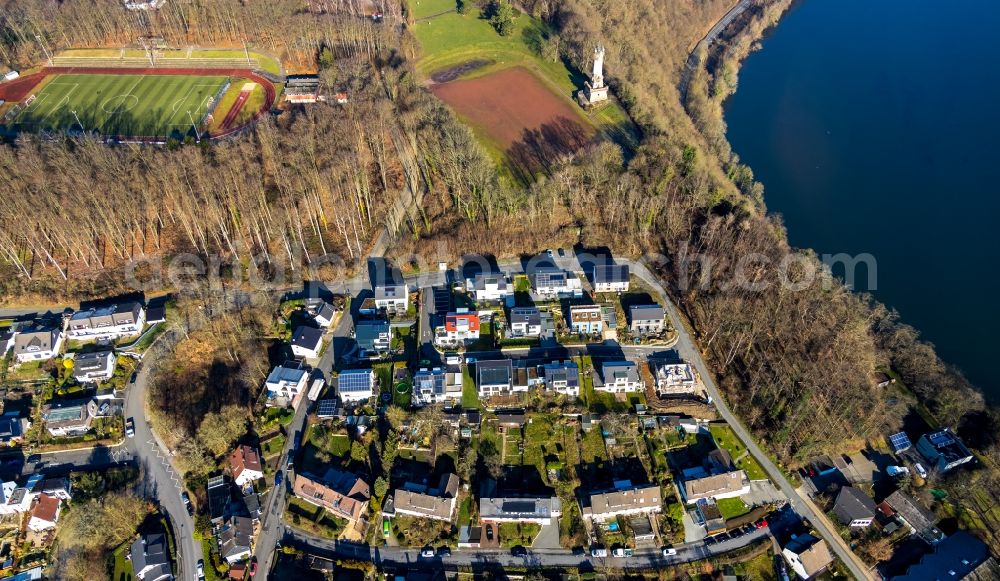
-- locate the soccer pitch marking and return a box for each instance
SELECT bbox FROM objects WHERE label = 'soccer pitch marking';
[166,82,226,126]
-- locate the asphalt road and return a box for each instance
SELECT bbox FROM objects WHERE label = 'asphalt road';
[252,303,356,575]
[283,515,788,572]
[619,259,873,580]
[126,347,201,581]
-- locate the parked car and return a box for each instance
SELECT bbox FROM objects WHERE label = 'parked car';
[590,546,608,558]
[196,559,205,580]
[125,417,135,438]
[444,352,462,365]
[438,547,451,557]
[248,559,258,577]
[511,546,527,557]
[612,547,633,558]
[420,547,435,558]
[545,249,554,258]
[128,371,138,386]
[662,547,677,557]
[485,524,494,541]
[755,518,769,529]
[914,463,928,478]
[275,470,283,487]
[383,519,391,537]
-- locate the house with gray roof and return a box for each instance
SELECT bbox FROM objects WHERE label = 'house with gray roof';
[543,360,580,397]
[219,515,254,564]
[41,398,96,437]
[130,532,172,581]
[264,361,309,406]
[885,490,944,543]
[72,350,117,383]
[67,301,145,341]
[597,361,644,393]
[833,486,877,528]
[466,272,511,303]
[476,359,514,397]
[374,283,409,314]
[13,327,63,363]
[508,307,541,337]
[628,304,665,335]
[290,326,324,359]
[355,319,390,357]
[593,264,630,293]
[916,428,974,473]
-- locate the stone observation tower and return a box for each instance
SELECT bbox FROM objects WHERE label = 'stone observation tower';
[579,45,609,106]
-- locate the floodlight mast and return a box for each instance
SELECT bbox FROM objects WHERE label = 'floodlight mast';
[187,110,201,142]
[70,110,84,132]
[34,34,52,65]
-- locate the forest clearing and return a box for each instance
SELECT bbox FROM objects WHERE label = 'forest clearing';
[409,0,637,176]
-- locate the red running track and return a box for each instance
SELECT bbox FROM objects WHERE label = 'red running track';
[0,66,276,139]
[220,88,251,130]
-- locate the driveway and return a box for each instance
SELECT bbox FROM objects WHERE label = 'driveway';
[531,522,561,549]
[742,480,786,508]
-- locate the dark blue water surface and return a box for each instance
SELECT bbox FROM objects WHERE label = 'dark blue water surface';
[725,0,1000,402]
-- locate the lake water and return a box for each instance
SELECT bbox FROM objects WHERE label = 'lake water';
[725,0,1000,402]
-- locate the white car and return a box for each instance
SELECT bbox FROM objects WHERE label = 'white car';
[420,548,435,558]
[662,548,677,557]
[590,547,607,558]
[125,418,135,438]
[914,462,928,478]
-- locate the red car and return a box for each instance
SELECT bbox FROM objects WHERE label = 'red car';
[755,519,769,529]
[248,558,258,576]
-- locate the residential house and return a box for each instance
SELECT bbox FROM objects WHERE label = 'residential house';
[782,534,834,580]
[412,367,463,406]
[230,445,264,489]
[374,284,409,314]
[41,398,96,437]
[476,359,514,398]
[435,311,480,347]
[512,360,543,391]
[0,413,26,445]
[355,319,390,357]
[219,515,254,564]
[207,476,230,524]
[628,304,665,335]
[592,264,630,293]
[479,497,562,525]
[293,469,371,521]
[597,361,644,393]
[313,302,336,328]
[833,486,878,528]
[27,493,60,531]
[72,350,117,383]
[569,305,603,335]
[466,273,511,303]
[0,484,31,515]
[697,502,726,536]
[29,476,72,501]
[13,328,64,363]
[542,360,580,397]
[264,361,309,406]
[290,326,324,359]
[531,268,582,298]
[583,484,662,520]
[67,301,145,341]
[508,307,542,338]
[654,362,696,397]
[895,530,991,580]
[337,368,377,403]
[0,323,20,354]
[884,490,944,543]
[682,471,750,503]
[916,428,974,473]
[130,532,172,581]
[388,473,459,522]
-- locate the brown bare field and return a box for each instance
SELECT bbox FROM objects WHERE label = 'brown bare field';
[431,66,594,181]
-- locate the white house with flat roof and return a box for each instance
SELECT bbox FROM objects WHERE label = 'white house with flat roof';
[480,497,562,525]
[265,361,309,406]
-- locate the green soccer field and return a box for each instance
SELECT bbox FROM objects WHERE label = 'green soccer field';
[12,73,230,138]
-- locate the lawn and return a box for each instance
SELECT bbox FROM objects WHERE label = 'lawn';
[56,47,283,76]
[499,522,540,548]
[462,366,480,409]
[287,496,347,538]
[408,0,638,162]
[10,73,229,137]
[709,424,768,481]
[716,497,751,520]
[111,542,134,581]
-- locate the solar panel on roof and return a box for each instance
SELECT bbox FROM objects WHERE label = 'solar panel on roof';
[338,370,372,393]
[317,400,337,418]
[889,432,912,452]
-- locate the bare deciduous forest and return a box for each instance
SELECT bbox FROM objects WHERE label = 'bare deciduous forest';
[2,0,998,549]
